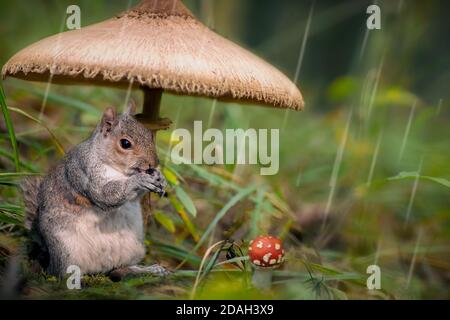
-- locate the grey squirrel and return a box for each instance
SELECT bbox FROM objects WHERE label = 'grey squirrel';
[22,101,169,279]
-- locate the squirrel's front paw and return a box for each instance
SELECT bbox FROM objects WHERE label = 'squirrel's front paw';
[135,169,167,196]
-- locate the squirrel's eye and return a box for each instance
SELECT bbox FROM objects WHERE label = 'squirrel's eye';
[120,139,132,149]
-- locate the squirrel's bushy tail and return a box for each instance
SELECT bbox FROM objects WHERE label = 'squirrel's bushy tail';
[20,177,43,230]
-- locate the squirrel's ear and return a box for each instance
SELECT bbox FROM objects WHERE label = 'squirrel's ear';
[125,99,137,116]
[101,107,116,136]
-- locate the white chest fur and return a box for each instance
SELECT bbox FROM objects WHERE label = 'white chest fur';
[58,200,145,274]
[103,164,127,181]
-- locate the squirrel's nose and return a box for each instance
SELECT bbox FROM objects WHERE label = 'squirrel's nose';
[146,166,166,187]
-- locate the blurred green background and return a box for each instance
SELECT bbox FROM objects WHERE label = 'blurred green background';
[0,0,449,299]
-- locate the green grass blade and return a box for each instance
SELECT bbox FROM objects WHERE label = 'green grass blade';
[175,186,256,269]
[388,171,450,188]
[0,172,42,178]
[150,240,202,266]
[215,256,248,267]
[250,188,265,238]
[0,148,38,172]
[8,106,65,155]
[0,83,20,171]
[203,242,226,276]
[20,85,101,116]
[153,211,176,233]
[168,192,199,242]
[0,214,22,225]
[0,203,24,226]
[0,172,42,186]
[194,185,257,251]
[175,185,197,217]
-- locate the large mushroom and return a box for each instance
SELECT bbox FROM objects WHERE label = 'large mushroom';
[2,0,304,206]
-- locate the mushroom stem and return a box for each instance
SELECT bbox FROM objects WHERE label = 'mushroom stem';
[142,87,162,121]
[136,87,172,131]
[138,88,169,229]
[251,268,273,290]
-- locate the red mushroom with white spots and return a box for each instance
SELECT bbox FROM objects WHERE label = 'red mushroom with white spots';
[248,235,285,289]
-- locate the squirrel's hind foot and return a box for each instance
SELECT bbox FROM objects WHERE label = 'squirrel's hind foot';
[129,264,171,277]
[109,264,171,282]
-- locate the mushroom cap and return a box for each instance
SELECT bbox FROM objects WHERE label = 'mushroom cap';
[1,0,304,110]
[248,235,284,268]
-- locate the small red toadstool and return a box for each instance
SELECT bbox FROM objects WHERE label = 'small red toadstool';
[248,235,284,289]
